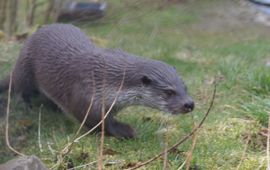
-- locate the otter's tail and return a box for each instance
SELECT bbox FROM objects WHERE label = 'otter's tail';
[0,75,11,94]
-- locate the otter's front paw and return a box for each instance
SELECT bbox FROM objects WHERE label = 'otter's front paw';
[106,121,136,139]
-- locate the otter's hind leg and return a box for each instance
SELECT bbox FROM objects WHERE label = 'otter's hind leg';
[13,53,37,107]
[17,84,38,108]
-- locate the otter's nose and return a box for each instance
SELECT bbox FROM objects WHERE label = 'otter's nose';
[183,100,194,112]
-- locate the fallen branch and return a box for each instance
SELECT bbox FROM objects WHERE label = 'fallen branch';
[127,81,217,170]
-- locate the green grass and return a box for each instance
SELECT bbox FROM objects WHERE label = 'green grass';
[1,0,270,169]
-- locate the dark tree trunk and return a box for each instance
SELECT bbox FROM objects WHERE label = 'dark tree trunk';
[8,0,18,36]
[44,0,55,24]
[53,0,64,22]
[27,0,37,26]
[0,0,8,30]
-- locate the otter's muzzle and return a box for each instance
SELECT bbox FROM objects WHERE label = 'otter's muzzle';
[182,98,194,113]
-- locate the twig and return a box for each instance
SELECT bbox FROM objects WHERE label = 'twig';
[98,103,105,170]
[185,115,199,170]
[74,68,126,142]
[67,160,98,170]
[59,95,93,156]
[267,112,270,170]
[5,71,25,156]
[127,81,217,170]
[47,141,56,156]
[162,139,168,170]
[51,72,95,169]
[38,104,43,153]
[236,134,250,170]
[52,68,126,169]
[99,60,107,170]
[177,160,186,170]
[256,157,266,170]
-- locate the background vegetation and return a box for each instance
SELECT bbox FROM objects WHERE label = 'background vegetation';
[0,0,270,169]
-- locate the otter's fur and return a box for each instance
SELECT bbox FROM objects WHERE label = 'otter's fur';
[0,24,194,138]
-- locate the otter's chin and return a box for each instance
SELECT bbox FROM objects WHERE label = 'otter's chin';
[170,108,193,115]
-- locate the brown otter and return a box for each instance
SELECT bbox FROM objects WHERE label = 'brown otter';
[0,24,194,139]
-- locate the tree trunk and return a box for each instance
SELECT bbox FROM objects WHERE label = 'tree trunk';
[44,0,54,24]
[0,0,8,30]
[53,0,64,22]
[8,0,18,36]
[27,0,37,26]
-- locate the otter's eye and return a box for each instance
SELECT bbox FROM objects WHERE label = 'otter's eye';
[165,89,176,97]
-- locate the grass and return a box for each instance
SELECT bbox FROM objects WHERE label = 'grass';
[1,0,270,169]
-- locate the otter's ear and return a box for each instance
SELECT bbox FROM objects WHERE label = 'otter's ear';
[141,75,151,86]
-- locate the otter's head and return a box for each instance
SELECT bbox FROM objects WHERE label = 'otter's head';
[134,60,194,114]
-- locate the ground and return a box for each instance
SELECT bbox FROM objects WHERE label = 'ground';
[1,0,270,169]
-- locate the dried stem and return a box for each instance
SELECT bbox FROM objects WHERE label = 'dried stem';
[74,68,126,142]
[67,160,98,170]
[52,68,126,169]
[127,82,217,170]
[5,71,25,156]
[177,160,186,170]
[236,134,250,170]
[38,105,43,153]
[267,112,270,170]
[185,115,198,170]
[98,60,107,170]
[51,72,96,169]
[98,103,105,170]
[162,139,168,170]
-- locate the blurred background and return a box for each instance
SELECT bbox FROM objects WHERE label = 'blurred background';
[1,0,270,169]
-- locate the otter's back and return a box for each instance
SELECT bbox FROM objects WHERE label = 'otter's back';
[28,24,95,59]
[23,24,96,108]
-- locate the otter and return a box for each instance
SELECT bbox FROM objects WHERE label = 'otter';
[0,24,194,139]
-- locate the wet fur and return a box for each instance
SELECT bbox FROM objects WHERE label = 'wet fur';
[0,24,193,139]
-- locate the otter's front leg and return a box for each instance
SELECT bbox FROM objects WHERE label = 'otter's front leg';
[105,115,136,139]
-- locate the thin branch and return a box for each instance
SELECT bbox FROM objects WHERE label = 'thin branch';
[98,60,107,170]
[51,72,96,169]
[185,115,199,170]
[236,134,250,170]
[38,105,43,153]
[5,71,25,156]
[267,112,270,170]
[52,68,126,169]
[162,139,168,170]
[74,68,126,142]
[127,81,217,170]
[177,160,186,170]
[256,157,266,170]
[98,103,105,170]
[67,160,98,170]
[47,141,56,156]
[57,71,96,159]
